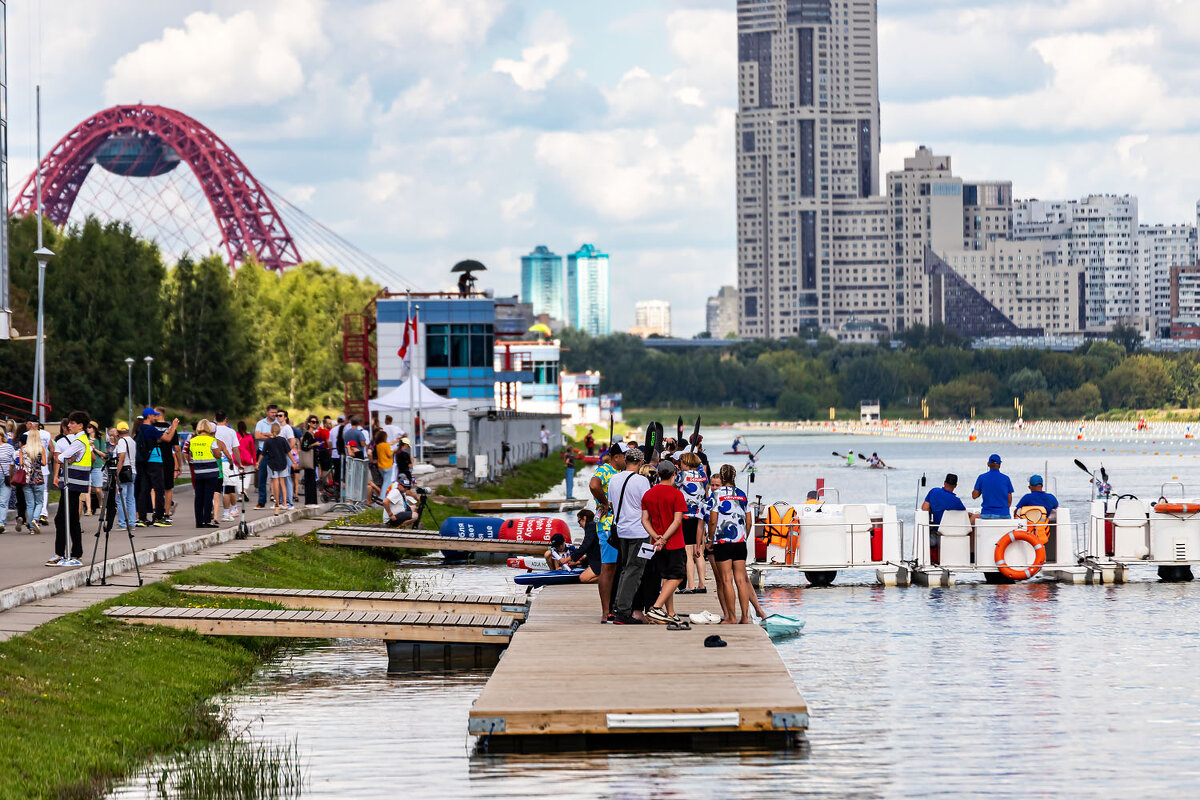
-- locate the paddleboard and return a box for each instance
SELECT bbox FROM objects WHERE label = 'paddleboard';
[513,569,582,587]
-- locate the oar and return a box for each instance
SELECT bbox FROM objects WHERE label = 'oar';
[742,445,765,472]
[677,416,684,446]
[691,415,701,447]
[1073,458,1091,474]
[608,415,614,450]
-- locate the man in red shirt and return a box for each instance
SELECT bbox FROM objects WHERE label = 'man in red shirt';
[641,461,688,624]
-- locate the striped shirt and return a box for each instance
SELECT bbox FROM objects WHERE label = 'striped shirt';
[0,441,13,478]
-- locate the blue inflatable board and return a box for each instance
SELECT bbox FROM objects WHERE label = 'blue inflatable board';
[513,569,583,587]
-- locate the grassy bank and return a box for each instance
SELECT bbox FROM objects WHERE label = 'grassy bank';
[0,534,400,800]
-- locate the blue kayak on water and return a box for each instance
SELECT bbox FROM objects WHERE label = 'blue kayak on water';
[513,569,583,587]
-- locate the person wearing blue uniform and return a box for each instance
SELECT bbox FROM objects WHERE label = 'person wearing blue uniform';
[1015,475,1059,517]
[972,454,1014,519]
[921,473,967,564]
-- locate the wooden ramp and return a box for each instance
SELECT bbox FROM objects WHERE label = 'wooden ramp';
[317,528,546,555]
[104,606,518,644]
[174,585,529,618]
[468,498,587,512]
[468,585,808,749]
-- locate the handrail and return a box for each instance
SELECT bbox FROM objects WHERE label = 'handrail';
[0,389,52,416]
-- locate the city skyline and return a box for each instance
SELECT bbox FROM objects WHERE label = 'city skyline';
[9,1,1200,336]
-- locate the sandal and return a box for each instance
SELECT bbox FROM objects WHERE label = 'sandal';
[666,619,691,631]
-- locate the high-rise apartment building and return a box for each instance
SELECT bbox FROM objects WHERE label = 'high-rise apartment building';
[942,241,1084,334]
[633,300,671,338]
[566,244,610,336]
[1013,196,1138,330]
[706,286,740,338]
[736,0,880,338]
[521,246,564,322]
[1136,224,1197,338]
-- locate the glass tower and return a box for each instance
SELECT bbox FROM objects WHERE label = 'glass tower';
[520,245,564,321]
[567,244,610,336]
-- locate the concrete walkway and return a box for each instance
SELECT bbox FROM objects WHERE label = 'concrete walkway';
[0,507,344,642]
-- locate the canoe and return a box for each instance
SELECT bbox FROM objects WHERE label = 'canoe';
[513,569,582,587]
[761,614,806,640]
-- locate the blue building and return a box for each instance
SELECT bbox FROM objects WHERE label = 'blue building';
[567,244,610,335]
[520,245,564,322]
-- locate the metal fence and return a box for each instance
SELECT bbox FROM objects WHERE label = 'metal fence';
[331,457,370,513]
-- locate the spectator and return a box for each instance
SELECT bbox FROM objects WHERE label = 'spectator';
[20,417,53,529]
[606,445,651,625]
[544,533,572,570]
[641,461,688,625]
[49,410,92,567]
[84,421,107,515]
[706,464,767,624]
[279,411,299,505]
[588,443,625,621]
[374,425,395,494]
[300,415,320,508]
[394,437,413,484]
[185,419,233,528]
[0,431,12,535]
[568,509,600,584]
[972,454,1014,519]
[539,425,550,458]
[382,415,404,450]
[153,407,179,522]
[316,416,332,475]
[253,404,281,509]
[136,408,178,527]
[112,421,137,531]
[15,428,48,534]
[677,451,709,594]
[367,428,388,503]
[259,423,294,515]
[562,449,576,500]
[214,412,244,522]
[584,428,595,456]
[383,474,420,528]
[235,419,256,495]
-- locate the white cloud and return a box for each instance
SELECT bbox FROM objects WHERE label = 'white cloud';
[493,11,573,91]
[104,0,327,109]
[500,191,536,223]
[360,0,508,48]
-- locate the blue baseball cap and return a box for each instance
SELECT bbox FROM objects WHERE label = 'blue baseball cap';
[1029,474,1043,486]
[988,453,1002,464]
[142,407,158,417]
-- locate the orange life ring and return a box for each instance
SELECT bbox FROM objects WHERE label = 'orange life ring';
[1153,502,1200,514]
[993,530,1046,581]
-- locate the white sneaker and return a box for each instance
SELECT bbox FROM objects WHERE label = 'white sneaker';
[230,508,240,517]
[221,512,232,521]
[61,558,82,567]
[44,556,64,567]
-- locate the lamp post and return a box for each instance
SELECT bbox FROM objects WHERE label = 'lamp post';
[32,247,54,423]
[125,358,135,429]
[144,356,154,407]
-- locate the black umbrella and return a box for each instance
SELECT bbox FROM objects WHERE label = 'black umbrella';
[451,259,487,273]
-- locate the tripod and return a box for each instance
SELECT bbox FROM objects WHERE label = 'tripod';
[413,490,438,530]
[86,457,144,587]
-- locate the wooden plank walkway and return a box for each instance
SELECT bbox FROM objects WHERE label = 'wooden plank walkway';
[174,585,529,618]
[468,498,587,512]
[468,584,808,748]
[104,606,518,644]
[317,528,547,555]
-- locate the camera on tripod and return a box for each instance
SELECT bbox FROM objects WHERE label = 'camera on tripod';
[415,486,430,496]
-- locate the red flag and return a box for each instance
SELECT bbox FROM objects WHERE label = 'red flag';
[398,316,412,360]
[411,311,419,345]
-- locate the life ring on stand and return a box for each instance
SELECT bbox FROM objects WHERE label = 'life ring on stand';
[1152,502,1200,514]
[993,530,1046,581]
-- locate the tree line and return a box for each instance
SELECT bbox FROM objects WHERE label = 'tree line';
[559,325,1198,419]
[0,215,378,424]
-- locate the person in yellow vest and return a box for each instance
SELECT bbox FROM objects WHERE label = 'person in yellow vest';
[48,410,92,567]
[186,419,235,528]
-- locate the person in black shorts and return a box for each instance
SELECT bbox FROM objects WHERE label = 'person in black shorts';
[705,464,766,623]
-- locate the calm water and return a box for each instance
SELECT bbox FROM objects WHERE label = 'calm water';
[111,434,1200,799]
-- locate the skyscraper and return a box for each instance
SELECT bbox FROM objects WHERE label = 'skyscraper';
[567,244,610,336]
[736,0,880,338]
[706,286,739,338]
[520,245,564,322]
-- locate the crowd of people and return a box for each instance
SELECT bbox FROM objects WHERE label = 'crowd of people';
[0,404,428,568]
[556,433,764,626]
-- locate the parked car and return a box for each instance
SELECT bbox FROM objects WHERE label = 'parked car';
[422,423,457,455]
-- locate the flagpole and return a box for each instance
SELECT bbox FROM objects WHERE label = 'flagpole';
[407,289,414,447]
[415,303,422,463]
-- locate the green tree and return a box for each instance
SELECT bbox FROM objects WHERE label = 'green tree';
[1007,367,1048,397]
[1082,339,1126,376]
[776,390,817,420]
[1107,322,1143,354]
[1056,383,1102,418]
[1101,354,1171,409]
[161,255,259,415]
[836,356,900,406]
[927,378,990,418]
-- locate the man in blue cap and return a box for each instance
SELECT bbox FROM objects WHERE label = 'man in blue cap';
[135,407,179,527]
[971,454,1014,519]
[1016,475,1059,517]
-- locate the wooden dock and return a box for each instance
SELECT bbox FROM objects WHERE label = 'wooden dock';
[316,528,547,555]
[174,585,530,618]
[104,606,518,644]
[468,584,808,749]
[468,498,587,512]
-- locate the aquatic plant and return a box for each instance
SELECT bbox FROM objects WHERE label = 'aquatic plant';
[146,737,304,800]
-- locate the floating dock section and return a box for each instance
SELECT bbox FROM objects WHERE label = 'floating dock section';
[467,498,587,512]
[468,585,808,750]
[174,585,529,618]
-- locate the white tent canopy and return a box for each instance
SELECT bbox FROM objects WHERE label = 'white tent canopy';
[371,378,457,412]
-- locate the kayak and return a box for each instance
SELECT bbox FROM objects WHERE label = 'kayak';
[723,450,747,455]
[513,569,582,587]
[761,614,806,640]
[439,517,571,559]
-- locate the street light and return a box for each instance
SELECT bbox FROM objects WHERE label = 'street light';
[32,247,54,423]
[125,358,135,429]
[144,356,154,407]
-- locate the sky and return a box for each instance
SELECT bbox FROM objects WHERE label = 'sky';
[7,0,1200,335]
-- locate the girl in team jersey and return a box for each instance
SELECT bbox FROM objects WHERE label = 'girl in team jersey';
[705,464,766,624]
[676,452,709,594]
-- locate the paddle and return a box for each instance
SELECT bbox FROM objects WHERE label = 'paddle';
[742,445,765,472]
[691,415,701,447]
[677,416,684,447]
[1073,458,1091,474]
[654,421,665,451]
[1100,467,1108,483]
[608,415,614,450]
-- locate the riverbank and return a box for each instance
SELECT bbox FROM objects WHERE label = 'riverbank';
[0,534,400,800]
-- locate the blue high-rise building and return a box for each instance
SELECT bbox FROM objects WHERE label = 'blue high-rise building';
[520,245,564,321]
[567,244,610,336]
